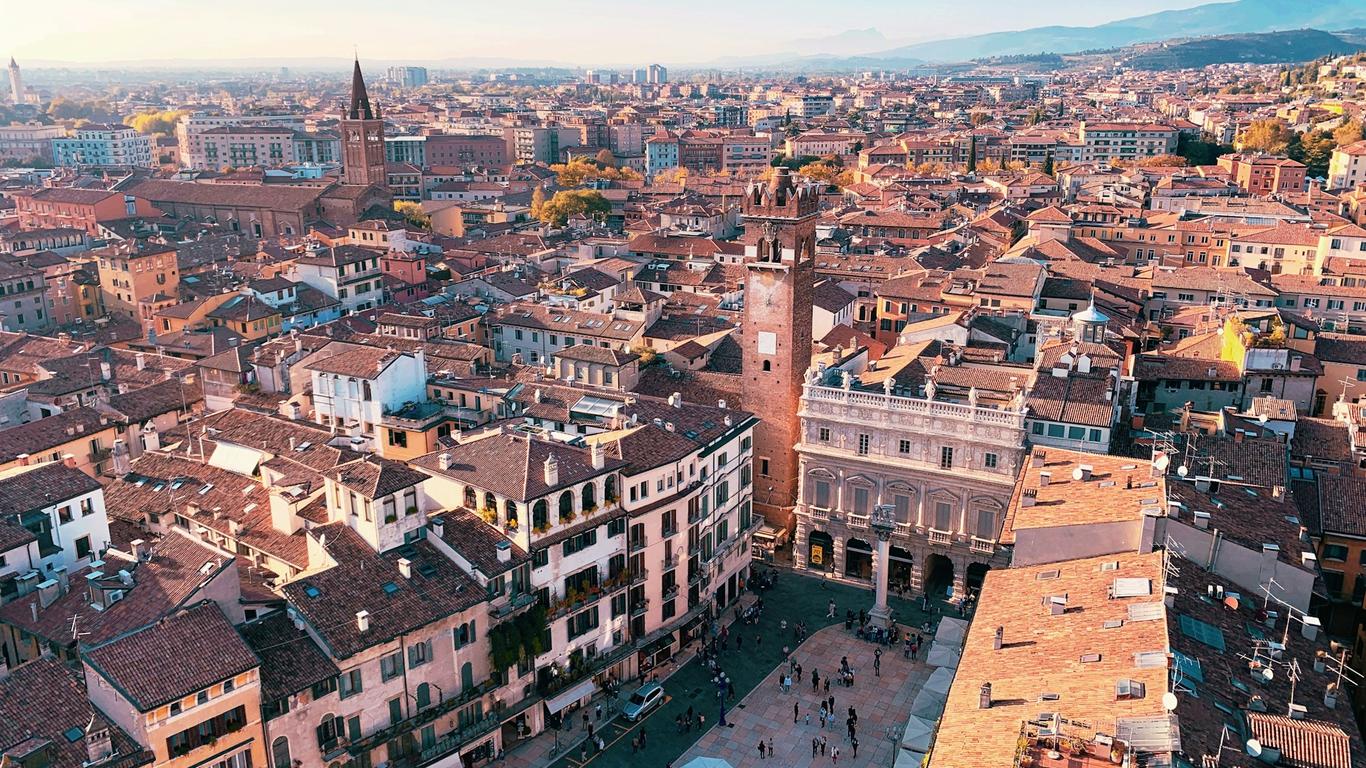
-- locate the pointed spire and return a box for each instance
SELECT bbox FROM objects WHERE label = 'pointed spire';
[8,57,16,69]
[348,57,374,121]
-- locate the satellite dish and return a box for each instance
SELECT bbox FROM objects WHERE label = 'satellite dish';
[1246,739,1262,757]
[1161,692,1178,712]
[1154,454,1171,473]
[1258,413,1268,424]
[1260,667,1274,682]
[1072,467,1085,481]
[1177,464,1188,478]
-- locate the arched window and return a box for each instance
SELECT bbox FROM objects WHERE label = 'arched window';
[463,486,477,509]
[581,482,597,512]
[532,500,548,529]
[559,491,574,521]
[416,683,432,711]
[271,736,291,768]
[604,475,617,503]
[483,491,496,511]
[762,360,771,372]
[504,500,518,526]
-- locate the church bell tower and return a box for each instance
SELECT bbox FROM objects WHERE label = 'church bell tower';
[740,167,816,528]
[340,58,386,188]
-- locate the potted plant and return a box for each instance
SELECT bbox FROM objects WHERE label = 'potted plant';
[506,518,519,531]
[480,507,498,524]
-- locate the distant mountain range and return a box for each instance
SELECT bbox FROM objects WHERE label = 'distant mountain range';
[1120,29,1365,70]
[856,0,1366,63]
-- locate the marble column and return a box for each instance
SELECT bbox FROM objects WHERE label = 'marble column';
[869,505,895,629]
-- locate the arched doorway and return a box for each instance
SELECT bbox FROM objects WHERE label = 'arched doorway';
[807,530,834,572]
[924,553,955,601]
[890,546,914,595]
[844,538,873,580]
[966,562,991,600]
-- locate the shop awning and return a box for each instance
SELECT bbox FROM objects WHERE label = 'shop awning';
[543,678,596,715]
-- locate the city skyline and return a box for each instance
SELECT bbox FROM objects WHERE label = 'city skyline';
[3,0,1213,67]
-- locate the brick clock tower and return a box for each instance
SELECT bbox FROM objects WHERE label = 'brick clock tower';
[340,58,386,187]
[740,167,816,528]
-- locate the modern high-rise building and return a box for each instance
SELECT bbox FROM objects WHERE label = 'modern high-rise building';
[340,58,387,188]
[386,65,429,88]
[632,67,649,83]
[7,57,22,105]
[647,63,667,84]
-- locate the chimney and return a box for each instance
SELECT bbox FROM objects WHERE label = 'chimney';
[1234,429,1244,444]
[100,361,111,381]
[131,539,147,561]
[356,610,371,632]
[590,442,605,470]
[430,519,444,539]
[85,728,113,765]
[1031,450,1046,468]
[1077,464,1093,481]
[993,626,1003,650]
[717,399,727,409]
[54,566,69,594]
[1272,485,1284,500]
[978,682,992,709]
[37,578,61,609]
[398,558,412,579]
[544,453,559,486]
[1038,471,1051,487]
[1192,510,1210,529]
[134,352,145,371]
[1301,615,1321,642]
[669,391,682,408]
[1022,488,1037,507]
[496,539,512,563]
[61,453,76,469]
[15,453,28,466]
[438,453,451,470]
[1049,595,1067,615]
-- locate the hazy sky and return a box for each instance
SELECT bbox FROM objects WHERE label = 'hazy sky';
[4,0,1214,66]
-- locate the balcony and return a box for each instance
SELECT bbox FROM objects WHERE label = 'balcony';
[662,552,680,570]
[847,513,870,530]
[807,506,831,522]
[629,536,648,553]
[346,679,497,759]
[630,567,649,585]
[410,712,502,767]
[630,598,650,617]
[970,537,997,555]
[493,591,538,619]
[688,568,709,588]
[928,529,952,547]
[663,584,679,600]
[661,523,679,538]
[894,521,913,537]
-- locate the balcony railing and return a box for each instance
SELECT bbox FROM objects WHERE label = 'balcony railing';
[928,529,952,546]
[803,383,1027,428]
[346,679,496,757]
[847,513,870,530]
[630,598,650,617]
[493,591,538,619]
[807,506,831,521]
[630,567,649,585]
[629,536,648,553]
[662,552,679,569]
[970,537,996,555]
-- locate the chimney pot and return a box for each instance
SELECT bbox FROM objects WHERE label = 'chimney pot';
[979,682,992,709]
[356,610,371,632]
[398,558,412,579]
[993,626,1003,650]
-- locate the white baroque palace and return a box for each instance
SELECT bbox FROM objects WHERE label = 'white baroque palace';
[793,372,1028,602]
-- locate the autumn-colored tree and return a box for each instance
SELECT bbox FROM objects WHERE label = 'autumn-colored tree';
[657,167,689,185]
[393,201,431,230]
[1239,119,1293,154]
[1024,106,1047,126]
[969,112,991,127]
[538,190,611,227]
[595,148,617,167]
[530,186,547,219]
[550,157,641,186]
[1136,154,1190,167]
[125,109,187,136]
[798,162,842,184]
[976,158,1002,174]
[1334,119,1364,148]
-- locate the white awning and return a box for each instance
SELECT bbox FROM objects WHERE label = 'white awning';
[894,748,926,768]
[544,678,596,715]
[900,715,935,752]
[208,442,264,476]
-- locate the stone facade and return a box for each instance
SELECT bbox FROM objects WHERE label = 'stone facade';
[792,380,1028,602]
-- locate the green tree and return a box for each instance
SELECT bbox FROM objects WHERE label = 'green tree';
[1024,106,1047,126]
[538,190,610,227]
[1291,130,1336,177]
[966,135,977,174]
[1041,151,1054,176]
[1176,133,1232,166]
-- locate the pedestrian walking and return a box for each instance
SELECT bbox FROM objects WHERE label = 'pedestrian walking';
[794,702,800,723]
[805,712,811,726]
[832,746,840,764]
[758,739,766,759]
[812,737,819,758]
[768,737,774,757]
[852,736,859,758]
[828,694,835,712]
[823,676,830,693]
[820,736,828,756]
[580,745,587,762]
[828,599,836,618]
[812,669,819,691]
[874,648,882,677]
[595,702,603,721]
[582,711,589,731]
